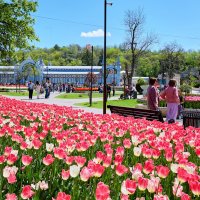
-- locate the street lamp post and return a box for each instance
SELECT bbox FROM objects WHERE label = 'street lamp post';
[90,46,93,106]
[123,74,126,99]
[103,0,112,114]
[113,63,116,96]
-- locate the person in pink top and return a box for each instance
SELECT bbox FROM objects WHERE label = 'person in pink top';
[147,78,159,111]
[160,79,180,123]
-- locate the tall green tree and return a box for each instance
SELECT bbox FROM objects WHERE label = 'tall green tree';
[0,0,38,63]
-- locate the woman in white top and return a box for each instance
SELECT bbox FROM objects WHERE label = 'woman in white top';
[35,81,41,99]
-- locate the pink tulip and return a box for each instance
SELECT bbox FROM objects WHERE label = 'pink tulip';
[95,151,105,163]
[22,155,33,166]
[180,193,191,200]
[54,192,71,200]
[6,193,17,200]
[42,154,55,166]
[103,156,112,168]
[153,194,169,200]
[189,181,200,196]
[21,185,34,199]
[123,138,132,149]
[7,173,17,184]
[138,177,148,191]
[96,182,111,200]
[61,169,70,180]
[177,168,188,183]
[74,156,86,167]
[80,166,91,181]
[116,164,128,176]
[121,179,137,195]
[156,165,170,178]
[4,147,12,156]
[7,154,18,165]
[143,159,154,174]
[0,155,5,164]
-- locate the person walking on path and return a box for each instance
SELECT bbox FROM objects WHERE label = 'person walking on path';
[28,81,34,100]
[147,78,159,111]
[106,84,111,99]
[45,78,51,98]
[160,79,180,123]
[35,81,41,99]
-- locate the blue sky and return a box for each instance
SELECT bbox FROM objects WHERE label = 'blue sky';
[32,0,200,51]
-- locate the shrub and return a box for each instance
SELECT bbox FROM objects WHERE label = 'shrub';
[180,83,192,94]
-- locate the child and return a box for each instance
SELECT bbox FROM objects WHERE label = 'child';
[177,89,184,119]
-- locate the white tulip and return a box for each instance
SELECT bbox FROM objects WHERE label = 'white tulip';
[69,165,80,178]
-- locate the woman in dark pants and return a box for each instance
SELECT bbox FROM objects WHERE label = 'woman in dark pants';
[28,81,34,99]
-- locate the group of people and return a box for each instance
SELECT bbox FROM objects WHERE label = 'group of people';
[27,78,51,100]
[147,77,182,123]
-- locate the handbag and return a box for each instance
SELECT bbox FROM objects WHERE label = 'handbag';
[40,87,44,94]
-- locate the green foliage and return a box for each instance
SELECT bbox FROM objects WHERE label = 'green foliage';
[56,92,104,99]
[75,99,139,109]
[137,78,146,86]
[180,83,192,94]
[159,100,167,107]
[184,101,200,109]
[0,0,38,63]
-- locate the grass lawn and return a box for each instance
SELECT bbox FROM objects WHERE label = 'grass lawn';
[74,99,139,109]
[0,91,36,96]
[56,92,121,99]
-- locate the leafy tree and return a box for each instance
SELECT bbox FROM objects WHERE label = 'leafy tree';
[0,0,38,63]
[53,44,61,51]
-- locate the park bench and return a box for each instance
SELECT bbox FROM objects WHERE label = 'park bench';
[182,109,200,129]
[107,105,164,122]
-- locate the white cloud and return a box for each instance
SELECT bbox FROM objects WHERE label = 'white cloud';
[81,29,111,38]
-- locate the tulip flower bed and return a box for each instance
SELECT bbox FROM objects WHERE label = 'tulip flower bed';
[75,87,98,92]
[183,96,200,109]
[160,96,200,109]
[0,96,200,200]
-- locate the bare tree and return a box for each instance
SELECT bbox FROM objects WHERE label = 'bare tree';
[84,72,97,87]
[159,42,184,79]
[123,8,157,86]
